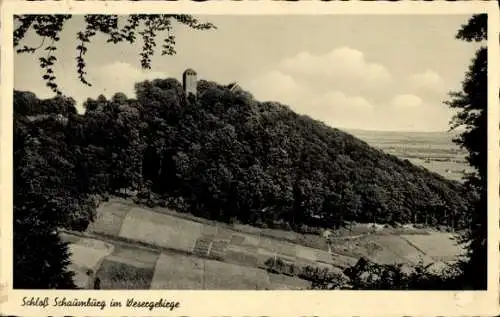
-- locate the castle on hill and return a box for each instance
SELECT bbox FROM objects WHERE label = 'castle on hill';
[182,68,242,98]
[182,68,197,97]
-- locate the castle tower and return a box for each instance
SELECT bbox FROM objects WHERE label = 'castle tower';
[183,68,197,97]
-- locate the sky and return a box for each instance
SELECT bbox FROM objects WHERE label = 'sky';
[14,14,480,132]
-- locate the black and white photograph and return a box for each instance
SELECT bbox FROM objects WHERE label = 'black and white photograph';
[2,1,499,315]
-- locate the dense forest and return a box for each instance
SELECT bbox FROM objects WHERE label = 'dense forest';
[14,78,474,242]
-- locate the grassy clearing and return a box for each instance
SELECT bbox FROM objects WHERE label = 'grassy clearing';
[296,233,329,250]
[256,247,275,259]
[226,244,270,268]
[369,246,407,265]
[88,202,130,236]
[150,253,203,289]
[328,253,358,268]
[76,237,115,251]
[102,199,330,256]
[268,273,311,290]
[295,245,318,262]
[261,228,298,241]
[405,158,472,182]
[372,236,425,264]
[331,236,398,264]
[314,249,333,263]
[224,248,261,267]
[331,233,451,266]
[109,245,160,267]
[230,235,246,245]
[241,234,260,247]
[91,199,463,286]
[214,227,234,239]
[119,208,202,252]
[68,240,114,271]
[233,224,263,235]
[329,223,429,238]
[96,258,155,289]
[201,225,218,236]
[62,235,113,288]
[258,237,297,257]
[401,233,462,262]
[154,205,218,226]
[293,258,317,271]
[204,259,271,290]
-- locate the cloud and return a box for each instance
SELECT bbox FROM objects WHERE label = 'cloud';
[387,94,455,131]
[246,43,451,131]
[307,91,378,130]
[391,94,423,109]
[246,70,379,130]
[279,47,392,87]
[310,91,374,113]
[410,69,444,91]
[56,62,168,111]
[246,66,452,131]
[245,70,305,104]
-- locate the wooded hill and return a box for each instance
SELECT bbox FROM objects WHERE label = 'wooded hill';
[14,79,474,237]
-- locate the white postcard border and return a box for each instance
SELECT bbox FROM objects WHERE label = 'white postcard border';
[1,1,499,316]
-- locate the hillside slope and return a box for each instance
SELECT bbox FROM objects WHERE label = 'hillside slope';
[132,79,472,230]
[14,80,473,234]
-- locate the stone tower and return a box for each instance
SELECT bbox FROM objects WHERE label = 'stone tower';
[183,68,197,97]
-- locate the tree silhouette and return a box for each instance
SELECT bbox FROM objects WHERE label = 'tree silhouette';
[12,14,215,289]
[445,13,488,290]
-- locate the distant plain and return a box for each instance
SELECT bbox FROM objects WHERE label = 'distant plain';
[347,129,472,182]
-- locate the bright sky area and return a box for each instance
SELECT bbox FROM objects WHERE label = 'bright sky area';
[14,14,480,132]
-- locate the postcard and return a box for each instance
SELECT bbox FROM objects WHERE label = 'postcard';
[1,0,499,316]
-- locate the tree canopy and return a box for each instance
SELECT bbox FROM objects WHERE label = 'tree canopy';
[445,13,488,290]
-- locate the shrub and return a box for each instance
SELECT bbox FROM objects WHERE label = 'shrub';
[285,263,298,276]
[264,256,286,274]
[298,265,349,289]
[341,257,462,290]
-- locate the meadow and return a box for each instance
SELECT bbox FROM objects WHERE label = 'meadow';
[63,199,464,290]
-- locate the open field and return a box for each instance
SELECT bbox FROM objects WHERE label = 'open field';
[204,259,271,290]
[63,231,306,290]
[150,253,204,289]
[62,234,114,288]
[64,199,464,289]
[268,273,311,290]
[118,207,202,252]
[347,129,473,182]
[405,158,472,183]
[401,233,463,262]
[87,199,344,267]
[97,258,155,289]
[87,202,130,236]
[329,233,449,266]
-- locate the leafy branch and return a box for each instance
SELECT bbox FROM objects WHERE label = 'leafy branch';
[14,14,216,95]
